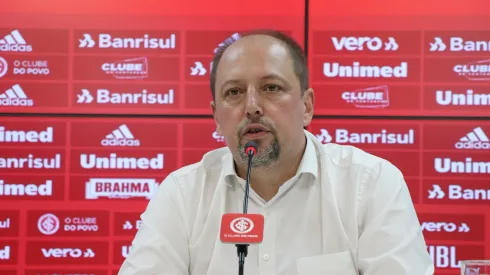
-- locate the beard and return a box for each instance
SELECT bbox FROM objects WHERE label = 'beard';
[236,118,280,168]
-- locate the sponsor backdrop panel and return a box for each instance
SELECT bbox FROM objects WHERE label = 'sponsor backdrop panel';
[0,0,304,115]
[1,116,488,273]
[308,117,490,272]
[309,0,490,117]
[0,116,227,273]
[1,0,489,274]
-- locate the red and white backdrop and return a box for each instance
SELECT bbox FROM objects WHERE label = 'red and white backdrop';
[0,0,489,274]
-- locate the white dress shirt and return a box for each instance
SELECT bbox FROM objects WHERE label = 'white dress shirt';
[118,130,435,275]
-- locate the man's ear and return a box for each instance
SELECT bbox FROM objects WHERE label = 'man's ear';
[302,88,315,127]
[210,100,221,134]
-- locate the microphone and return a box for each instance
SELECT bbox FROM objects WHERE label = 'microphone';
[220,141,264,275]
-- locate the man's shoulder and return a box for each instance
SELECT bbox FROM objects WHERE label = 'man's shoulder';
[317,141,402,178]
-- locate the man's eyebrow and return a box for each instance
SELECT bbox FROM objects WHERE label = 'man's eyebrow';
[220,74,288,89]
[221,79,243,88]
[261,74,287,83]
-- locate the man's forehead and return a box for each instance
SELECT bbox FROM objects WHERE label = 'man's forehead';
[220,34,291,63]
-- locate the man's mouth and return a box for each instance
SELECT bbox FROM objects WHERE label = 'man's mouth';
[247,128,264,134]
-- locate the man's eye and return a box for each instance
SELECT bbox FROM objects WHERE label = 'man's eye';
[264,84,281,92]
[227,89,239,96]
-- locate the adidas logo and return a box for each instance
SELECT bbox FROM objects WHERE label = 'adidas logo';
[0,29,33,52]
[101,124,140,147]
[455,127,490,150]
[0,84,34,106]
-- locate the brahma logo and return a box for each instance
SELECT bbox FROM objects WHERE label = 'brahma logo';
[79,33,176,49]
[324,61,407,78]
[77,88,174,105]
[0,126,53,143]
[315,128,415,144]
[85,178,158,200]
[341,85,390,108]
[101,57,148,79]
[428,184,489,201]
[436,89,490,106]
[42,248,95,258]
[37,213,60,235]
[455,127,490,149]
[453,59,490,81]
[0,84,34,107]
[331,36,399,51]
[430,36,490,52]
[0,29,33,52]
[434,157,490,174]
[0,245,10,260]
[80,153,163,169]
[101,124,140,147]
[0,179,53,197]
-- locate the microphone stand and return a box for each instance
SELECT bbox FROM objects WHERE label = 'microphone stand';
[236,150,253,275]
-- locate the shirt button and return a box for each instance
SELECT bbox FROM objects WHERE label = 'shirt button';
[262,254,270,261]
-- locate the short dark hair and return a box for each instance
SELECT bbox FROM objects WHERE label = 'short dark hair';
[210,29,309,101]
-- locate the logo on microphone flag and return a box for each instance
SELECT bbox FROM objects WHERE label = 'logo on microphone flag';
[220,213,264,244]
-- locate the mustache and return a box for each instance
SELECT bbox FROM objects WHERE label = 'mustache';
[237,117,277,137]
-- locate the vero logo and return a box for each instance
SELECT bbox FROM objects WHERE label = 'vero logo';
[42,248,95,258]
[27,241,108,265]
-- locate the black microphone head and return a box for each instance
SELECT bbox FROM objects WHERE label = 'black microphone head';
[245,141,258,156]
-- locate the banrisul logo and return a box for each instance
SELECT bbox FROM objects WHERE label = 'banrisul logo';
[79,33,176,49]
[101,124,140,147]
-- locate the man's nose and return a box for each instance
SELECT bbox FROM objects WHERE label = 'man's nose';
[245,87,264,119]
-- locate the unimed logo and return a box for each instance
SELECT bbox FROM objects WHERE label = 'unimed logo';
[436,89,490,106]
[324,61,408,78]
[0,126,53,143]
[0,245,10,260]
[80,153,163,169]
[0,179,53,196]
[434,157,490,174]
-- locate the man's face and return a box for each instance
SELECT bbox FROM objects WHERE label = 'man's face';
[211,35,313,168]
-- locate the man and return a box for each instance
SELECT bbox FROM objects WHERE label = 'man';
[119,30,435,275]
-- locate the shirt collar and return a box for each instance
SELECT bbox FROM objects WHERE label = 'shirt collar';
[222,130,318,186]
